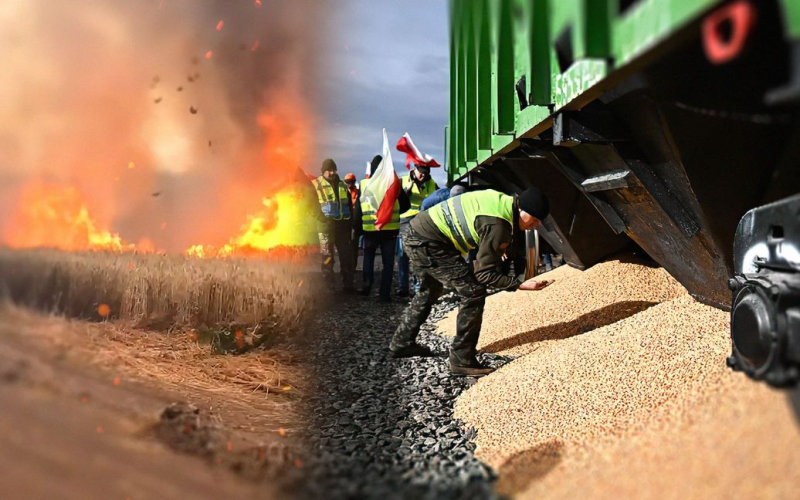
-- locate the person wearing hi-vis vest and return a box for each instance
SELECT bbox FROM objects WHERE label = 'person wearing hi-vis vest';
[312,158,356,292]
[343,172,361,270]
[396,164,438,297]
[354,155,410,302]
[390,187,553,377]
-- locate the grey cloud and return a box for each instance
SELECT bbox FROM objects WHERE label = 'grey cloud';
[319,1,449,184]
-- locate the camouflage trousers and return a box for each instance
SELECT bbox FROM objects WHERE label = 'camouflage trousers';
[390,225,487,365]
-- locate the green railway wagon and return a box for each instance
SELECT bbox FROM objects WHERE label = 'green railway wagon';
[447,0,800,388]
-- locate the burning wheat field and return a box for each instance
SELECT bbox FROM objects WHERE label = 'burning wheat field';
[0,0,337,498]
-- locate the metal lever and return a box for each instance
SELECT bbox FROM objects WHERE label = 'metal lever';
[524,229,540,280]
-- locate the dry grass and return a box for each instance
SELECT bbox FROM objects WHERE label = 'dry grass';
[0,247,315,433]
[0,248,314,489]
[0,248,315,335]
[0,303,302,430]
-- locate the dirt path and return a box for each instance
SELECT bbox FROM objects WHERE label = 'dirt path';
[0,306,303,499]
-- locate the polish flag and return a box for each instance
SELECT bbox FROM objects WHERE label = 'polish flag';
[364,129,401,230]
[396,132,441,170]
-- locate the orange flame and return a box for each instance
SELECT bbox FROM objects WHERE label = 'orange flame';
[187,185,318,258]
[187,100,320,259]
[5,70,319,258]
[4,184,132,252]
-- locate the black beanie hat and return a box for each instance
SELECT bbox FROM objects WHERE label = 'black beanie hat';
[321,158,338,173]
[518,187,550,220]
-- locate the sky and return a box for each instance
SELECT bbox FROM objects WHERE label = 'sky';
[320,0,450,186]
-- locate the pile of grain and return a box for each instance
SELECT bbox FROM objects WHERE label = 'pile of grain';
[435,264,581,338]
[0,248,315,332]
[513,369,800,499]
[454,295,800,498]
[438,259,686,356]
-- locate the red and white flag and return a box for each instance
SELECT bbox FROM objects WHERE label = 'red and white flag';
[364,129,401,230]
[395,132,440,170]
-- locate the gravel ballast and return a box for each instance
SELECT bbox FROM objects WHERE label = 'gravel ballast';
[294,291,509,499]
[437,259,685,357]
[454,294,800,498]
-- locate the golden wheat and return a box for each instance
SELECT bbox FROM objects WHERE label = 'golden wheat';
[0,248,315,334]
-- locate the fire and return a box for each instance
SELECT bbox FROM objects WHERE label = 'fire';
[187,185,319,258]
[0,0,328,257]
[186,96,320,259]
[4,184,132,252]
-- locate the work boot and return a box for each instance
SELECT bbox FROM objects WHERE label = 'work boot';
[390,343,436,358]
[449,363,494,377]
[449,357,495,377]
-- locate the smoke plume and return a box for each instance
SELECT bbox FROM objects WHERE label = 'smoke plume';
[0,0,331,252]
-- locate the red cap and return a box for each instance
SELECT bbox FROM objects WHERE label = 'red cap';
[344,173,356,181]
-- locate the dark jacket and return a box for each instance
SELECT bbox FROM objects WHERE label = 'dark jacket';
[411,196,523,291]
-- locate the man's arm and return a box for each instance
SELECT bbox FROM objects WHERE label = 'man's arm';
[473,217,522,290]
[398,189,411,213]
[353,191,363,234]
[401,176,413,197]
[313,199,327,223]
[309,180,328,223]
[420,188,448,211]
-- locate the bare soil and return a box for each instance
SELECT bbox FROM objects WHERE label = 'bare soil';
[0,305,306,500]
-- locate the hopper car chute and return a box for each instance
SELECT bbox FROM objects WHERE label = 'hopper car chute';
[446,0,800,388]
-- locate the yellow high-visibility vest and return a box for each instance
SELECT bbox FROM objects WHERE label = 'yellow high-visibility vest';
[312,176,351,220]
[359,178,400,231]
[400,174,436,220]
[428,189,514,254]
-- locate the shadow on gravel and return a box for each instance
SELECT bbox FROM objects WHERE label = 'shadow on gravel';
[294,275,504,499]
[494,440,564,497]
[480,300,658,354]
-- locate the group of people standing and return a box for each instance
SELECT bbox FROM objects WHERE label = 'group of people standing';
[310,155,554,378]
[311,156,443,302]
[389,184,552,376]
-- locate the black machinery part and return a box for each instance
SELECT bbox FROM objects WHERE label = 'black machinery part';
[727,194,800,388]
